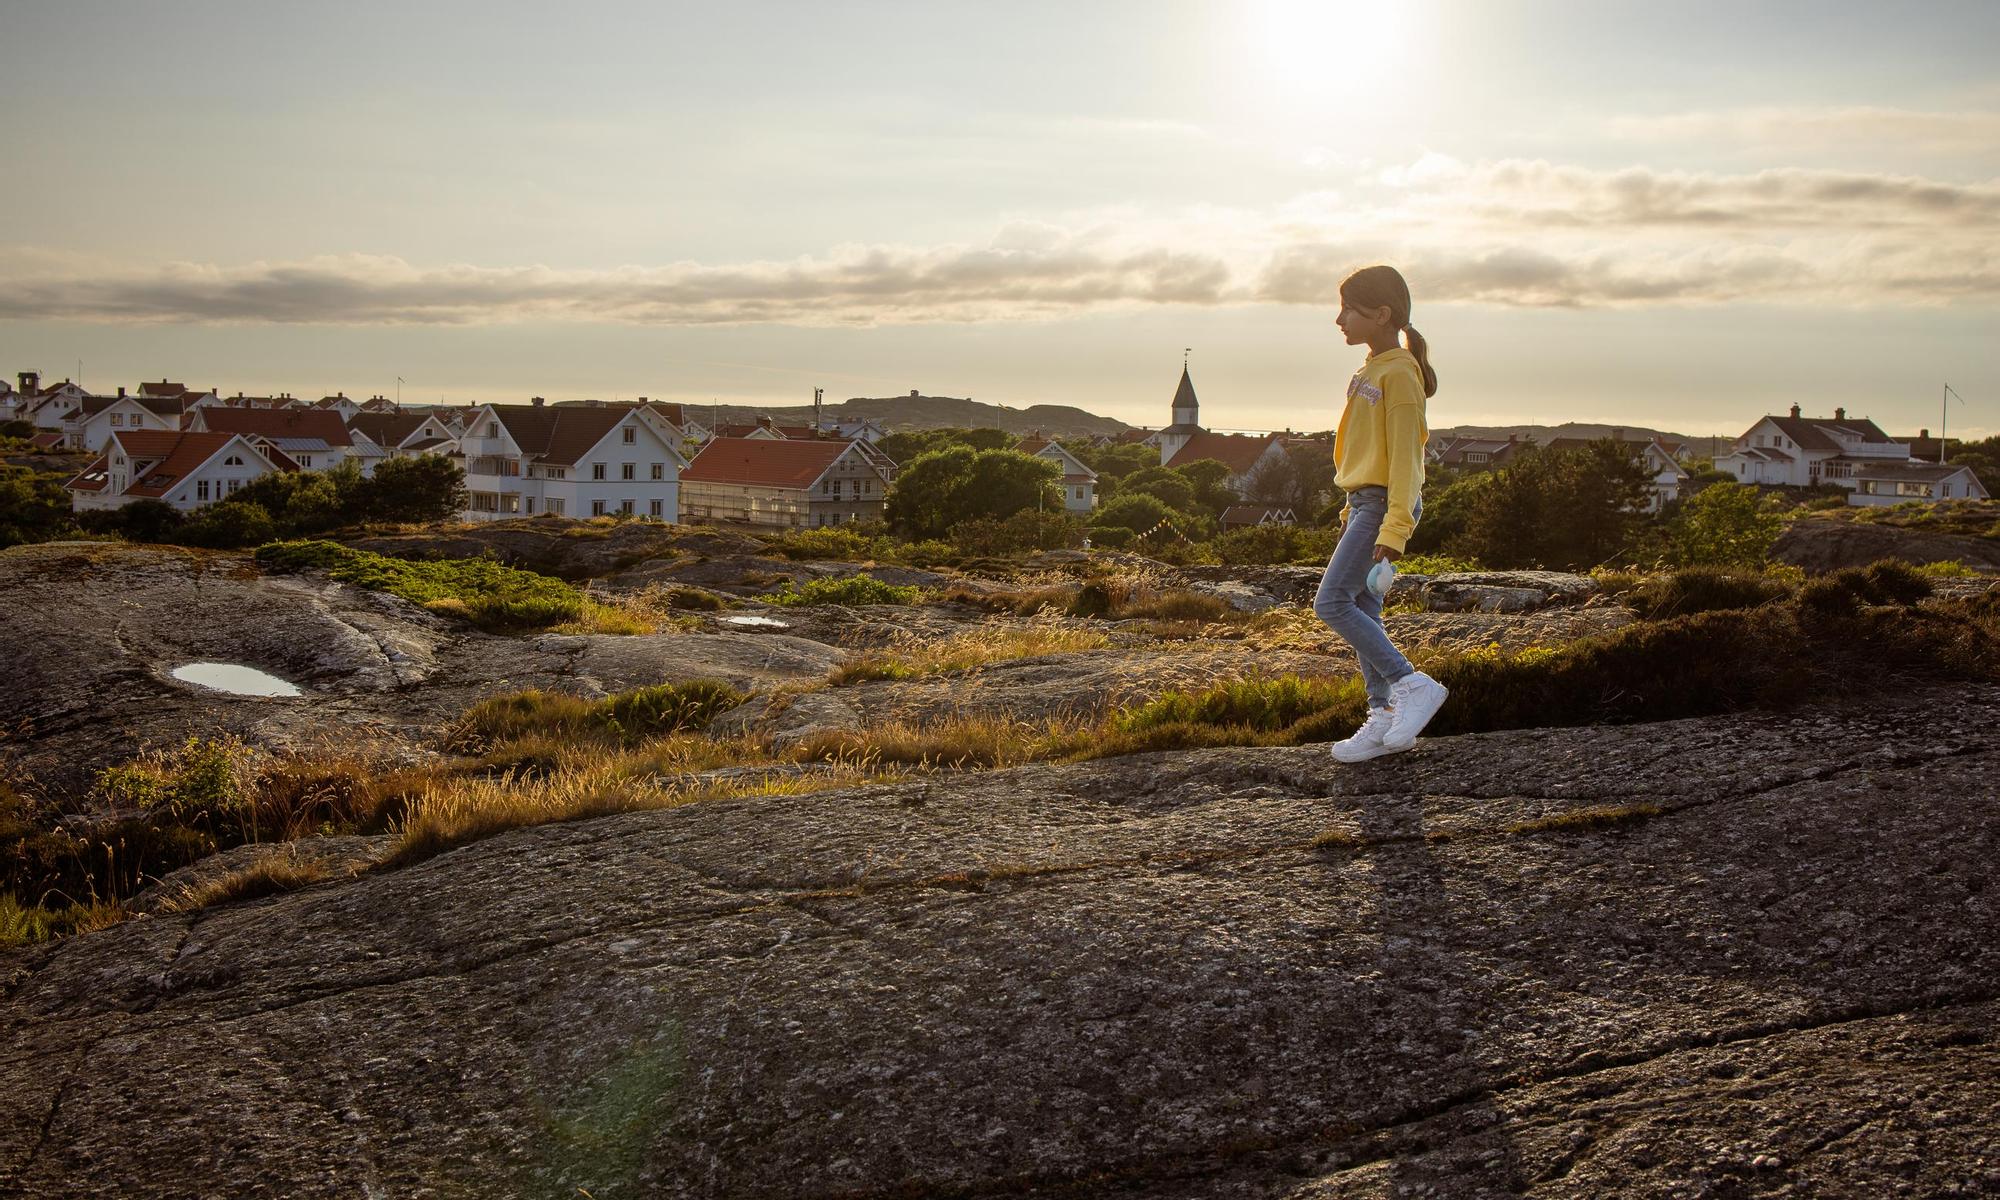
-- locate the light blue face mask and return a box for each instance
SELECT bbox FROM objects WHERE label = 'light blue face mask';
[1366,559,1397,599]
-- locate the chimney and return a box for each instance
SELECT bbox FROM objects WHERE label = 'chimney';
[531,396,546,407]
[1920,428,1930,439]
[19,371,38,395]
[1508,432,1517,444]
[118,386,126,398]
[757,415,773,430]
[1788,403,1801,419]
[1833,406,1846,421]
[910,389,920,398]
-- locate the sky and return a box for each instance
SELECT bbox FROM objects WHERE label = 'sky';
[2,0,1996,438]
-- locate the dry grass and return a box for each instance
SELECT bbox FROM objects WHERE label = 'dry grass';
[788,711,1097,769]
[1506,803,1665,835]
[830,623,1110,685]
[381,757,908,868]
[160,852,332,912]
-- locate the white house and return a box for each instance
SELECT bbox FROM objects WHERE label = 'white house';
[1716,406,1910,489]
[312,393,364,422]
[0,378,21,424]
[67,430,286,512]
[63,392,191,452]
[1014,432,1098,512]
[679,437,891,527]
[185,407,357,472]
[1846,461,1990,505]
[346,410,460,475]
[457,399,690,520]
[26,378,90,431]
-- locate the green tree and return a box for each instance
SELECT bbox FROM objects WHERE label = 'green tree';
[1119,466,1196,513]
[1091,492,1178,535]
[365,454,469,524]
[883,447,1059,538]
[1405,472,1494,556]
[1243,443,1337,517]
[1066,440,1157,482]
[1664,482,1786,568]
[1174,458,1241,518]
[1449,441,1652,569]
[0,466,72,547]
[1948,434,2000,495]
[178,501,279,549]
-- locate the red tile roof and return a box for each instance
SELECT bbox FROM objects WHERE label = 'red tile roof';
[1014,434,1052,455]
[681,437,856,489]
[196,407,353,447]
[91,431,246,498]
[138,380,188,398]
[1167,431,1282,475]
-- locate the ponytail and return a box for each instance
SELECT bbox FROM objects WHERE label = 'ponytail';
[1340,263,1438,398]
[1403,324,1438,398]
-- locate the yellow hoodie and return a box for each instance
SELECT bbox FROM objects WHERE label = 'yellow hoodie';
[1334,346,1429,553]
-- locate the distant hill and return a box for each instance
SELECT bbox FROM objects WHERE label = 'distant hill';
[698,393,1129,438]
[1435,422,1736,459]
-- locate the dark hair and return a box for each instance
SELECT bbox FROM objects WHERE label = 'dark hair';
[1340,264,1438,398]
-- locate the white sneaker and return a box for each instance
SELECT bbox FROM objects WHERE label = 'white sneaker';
[1382,673,1448,749]
[1330,707,1404,762]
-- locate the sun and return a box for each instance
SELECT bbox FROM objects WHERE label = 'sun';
[1245,0,1409,103]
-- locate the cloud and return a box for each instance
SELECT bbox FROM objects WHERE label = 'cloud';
[5,159,1996,325]
[1606,106,2000,160]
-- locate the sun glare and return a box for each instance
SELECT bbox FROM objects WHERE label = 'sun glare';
[1247,0,1408,103]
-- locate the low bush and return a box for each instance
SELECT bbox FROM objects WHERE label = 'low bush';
[760,574,922,607]
[1620,567,1794,620]
[759,525,897,562]
[1395,552,1484,575]
[1913,559,1978,578]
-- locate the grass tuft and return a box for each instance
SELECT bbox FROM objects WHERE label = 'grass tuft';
[1506,803,1664,835]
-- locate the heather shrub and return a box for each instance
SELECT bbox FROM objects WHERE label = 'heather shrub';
[1621,567,1793,620]
[760,574,922,607]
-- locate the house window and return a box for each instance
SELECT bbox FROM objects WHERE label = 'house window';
[486,422,498,437]
[592,500,606,516]
[110,413,123,426]
[551,498,565,515]
[650,463,664,480]
[198,480,210,501]
[227,479,241,494]
[1466,451,1488,463]
[503,494,520,513]
[224,455,244,466]
[526,497,537,514]
[546,467,565,480]
[621,463,635,480]
[299,455,313,468]
[592,463,606,480]
[649,499,663,517]
[620,499,634,514]
[1898,481,1931,497]
[622,427,636,444]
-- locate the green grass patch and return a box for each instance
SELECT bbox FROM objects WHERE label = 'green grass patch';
[256,539,586,633]
[760,574,922,607]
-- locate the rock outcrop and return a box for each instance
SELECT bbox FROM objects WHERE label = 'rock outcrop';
[1773,516,2000,574]
[3,684,1994,1197]
[0,543,845,792]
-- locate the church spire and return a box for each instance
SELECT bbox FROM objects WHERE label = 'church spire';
[1171,363,1199,427]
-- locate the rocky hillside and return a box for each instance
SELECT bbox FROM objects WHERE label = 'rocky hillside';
[3,685,1996,1196]
[1774,507,2000,573]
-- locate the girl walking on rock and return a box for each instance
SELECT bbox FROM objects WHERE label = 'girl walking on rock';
[1315,265,1448,761]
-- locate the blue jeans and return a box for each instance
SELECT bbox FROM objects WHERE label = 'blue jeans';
[1313,485,1420,710]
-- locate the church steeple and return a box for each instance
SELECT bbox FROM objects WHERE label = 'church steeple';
[1171,365,1199,428]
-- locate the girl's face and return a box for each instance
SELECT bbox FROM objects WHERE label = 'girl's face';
[1336,297,1394,345]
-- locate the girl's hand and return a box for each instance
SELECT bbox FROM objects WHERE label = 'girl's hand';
[1373,545,1402,563]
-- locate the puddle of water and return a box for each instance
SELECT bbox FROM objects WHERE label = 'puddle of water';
[722,614,790,629]
[170,662,305,698]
